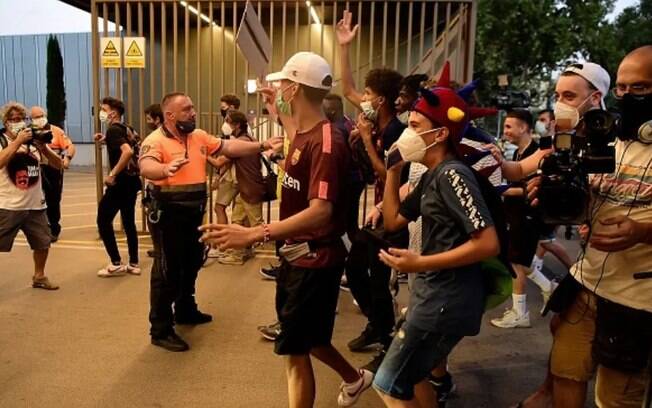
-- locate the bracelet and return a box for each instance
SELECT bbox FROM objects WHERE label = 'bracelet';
[259,141,266,152]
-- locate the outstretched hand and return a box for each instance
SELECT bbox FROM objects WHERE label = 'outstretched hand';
[336,10,360,46]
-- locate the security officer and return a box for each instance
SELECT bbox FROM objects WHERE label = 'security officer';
[139,92,281,352]
[31,106,76,241]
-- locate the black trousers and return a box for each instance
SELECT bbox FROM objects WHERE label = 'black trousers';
[41,165,63,237]
[148,203,205,338]
[346,237,395,345]
[96,177,141,265]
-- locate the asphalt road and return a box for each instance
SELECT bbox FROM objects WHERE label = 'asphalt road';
[0,170,594,407]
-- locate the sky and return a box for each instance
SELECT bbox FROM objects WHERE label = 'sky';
[0,0,640,36]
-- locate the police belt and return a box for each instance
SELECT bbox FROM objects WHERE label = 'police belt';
[147,183,207,208]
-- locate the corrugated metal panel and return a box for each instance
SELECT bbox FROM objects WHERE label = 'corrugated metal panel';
[0,32,94,144]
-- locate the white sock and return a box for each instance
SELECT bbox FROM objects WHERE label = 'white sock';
[528,268,552,292]
[513,294,527,316]
[530,255,543,271]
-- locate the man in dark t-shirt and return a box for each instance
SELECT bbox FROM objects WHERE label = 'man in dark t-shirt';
[491,109,556,329]
[95,96,142,278]
[199,52,373,406]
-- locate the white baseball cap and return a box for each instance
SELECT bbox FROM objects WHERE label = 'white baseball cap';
[562,62,610,108]
[266,52,333,90]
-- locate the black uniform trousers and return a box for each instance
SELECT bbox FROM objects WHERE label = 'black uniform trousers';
[41,165,64,237]
[148,202,205,338]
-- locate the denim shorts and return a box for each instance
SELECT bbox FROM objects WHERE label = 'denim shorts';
[373,321,462,401]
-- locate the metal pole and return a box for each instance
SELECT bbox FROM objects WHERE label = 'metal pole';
[91,0,103,204]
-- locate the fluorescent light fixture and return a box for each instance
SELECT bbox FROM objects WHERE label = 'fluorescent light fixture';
[247,79,257,94]
[180,1,217,26]
[306,1,321,25]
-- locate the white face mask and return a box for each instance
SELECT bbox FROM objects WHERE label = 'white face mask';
[534,120,548,137]
[8,121,26,135]
[397,111,410,125]
[395,127,441,163]
[221,122,233,136]
[553,94,594,131]
[99,110,110,124]
[32,117,48,128]
[360,99,379,122]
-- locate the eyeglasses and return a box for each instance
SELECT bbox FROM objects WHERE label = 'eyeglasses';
[612,84,652,98]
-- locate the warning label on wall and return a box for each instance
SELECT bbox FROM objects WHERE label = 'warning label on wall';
[100,37,121,68]
[124,37,146,69]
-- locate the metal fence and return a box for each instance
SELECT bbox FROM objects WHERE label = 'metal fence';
[90,0,477,219]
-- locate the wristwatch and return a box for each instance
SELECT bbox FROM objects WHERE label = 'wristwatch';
[259,141,266,152]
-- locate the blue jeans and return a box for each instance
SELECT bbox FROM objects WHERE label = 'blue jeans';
[373,321,462,400]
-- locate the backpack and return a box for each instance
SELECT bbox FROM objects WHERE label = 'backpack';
[468,167,516,310]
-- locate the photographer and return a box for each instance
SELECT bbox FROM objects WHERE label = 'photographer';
[0,101,62,290]
[521,52,652,407]
[31,105,75,241]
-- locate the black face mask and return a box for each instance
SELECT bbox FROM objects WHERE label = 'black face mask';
[176,119,196,134]
[147,122,158,131]
[616,93,652,141]
[220,108,228,118]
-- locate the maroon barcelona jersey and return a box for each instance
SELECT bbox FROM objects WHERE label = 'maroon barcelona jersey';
[280,120,350,268]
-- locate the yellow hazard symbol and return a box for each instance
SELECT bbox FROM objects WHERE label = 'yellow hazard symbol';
[126,41,143,57]
[103,40,119,56]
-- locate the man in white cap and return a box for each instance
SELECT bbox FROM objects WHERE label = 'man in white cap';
[199,52,373,407]
[487,61,610,181]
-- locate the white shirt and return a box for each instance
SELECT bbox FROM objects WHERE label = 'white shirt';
[0,133,47,210]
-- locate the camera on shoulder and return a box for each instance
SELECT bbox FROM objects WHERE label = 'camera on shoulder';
[537,109,617,225]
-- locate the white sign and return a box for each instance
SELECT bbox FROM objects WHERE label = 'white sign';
[124,37,146,69]
[100,37,121,68]
[235,1,272,79]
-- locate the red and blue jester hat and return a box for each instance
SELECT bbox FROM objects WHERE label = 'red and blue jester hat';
[412,62,503,187]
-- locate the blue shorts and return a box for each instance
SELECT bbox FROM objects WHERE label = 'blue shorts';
[372,321,462,400]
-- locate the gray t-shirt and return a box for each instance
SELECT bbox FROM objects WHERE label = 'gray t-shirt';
[399,159,493,336]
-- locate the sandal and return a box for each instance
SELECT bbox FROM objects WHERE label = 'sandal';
[32,277,59,290]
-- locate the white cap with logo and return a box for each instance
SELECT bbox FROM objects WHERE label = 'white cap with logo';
[562,62,610,108]
[266,52,333,90]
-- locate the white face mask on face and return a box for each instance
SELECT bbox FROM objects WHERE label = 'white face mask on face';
[534,120,548,137]
[395,127,441,163]
[553,93,594,130]
[221,122,233,136]
[99,110,110,124]
[397,111,410,125]
[360,97,382,122]
[8,121,26,135]
[32,117,48,128]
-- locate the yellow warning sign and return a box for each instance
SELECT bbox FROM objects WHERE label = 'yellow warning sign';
[100,37,121,68]
[124,37,146,69]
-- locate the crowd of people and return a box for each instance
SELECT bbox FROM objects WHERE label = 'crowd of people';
[1,9,651,408]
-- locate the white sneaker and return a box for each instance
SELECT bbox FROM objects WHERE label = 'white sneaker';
[97,263,126,278]
[126,264,141,275]
[490,309,531,328]
[337,369,374,407]
[540,280,559,315]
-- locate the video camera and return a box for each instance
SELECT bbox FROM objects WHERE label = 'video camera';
[537,109,617,225]
[493,89,531,110]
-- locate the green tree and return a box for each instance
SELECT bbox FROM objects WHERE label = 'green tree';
[474,0,617,105]
[46,35,66,128]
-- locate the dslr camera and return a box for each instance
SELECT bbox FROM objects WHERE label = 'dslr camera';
[27,123,53,145]
[537,109,617,225]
